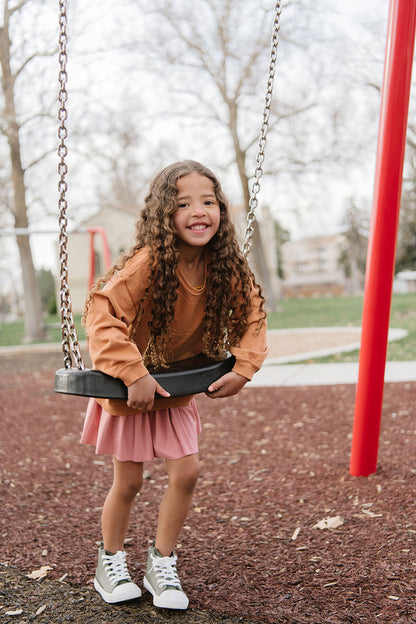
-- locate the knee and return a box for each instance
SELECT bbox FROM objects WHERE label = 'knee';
[114,473,143,501]
[170,458,200,493]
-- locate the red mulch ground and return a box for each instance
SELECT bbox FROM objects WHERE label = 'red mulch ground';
[0,352,415,623]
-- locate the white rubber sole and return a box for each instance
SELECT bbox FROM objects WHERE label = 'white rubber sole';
[94,578,142,603]
[143,576,189,609]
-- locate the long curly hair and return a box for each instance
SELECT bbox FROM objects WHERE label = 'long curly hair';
[84,160,266,367]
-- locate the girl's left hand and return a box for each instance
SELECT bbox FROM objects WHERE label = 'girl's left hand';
[205,371,248,398]
[127,374,170,412]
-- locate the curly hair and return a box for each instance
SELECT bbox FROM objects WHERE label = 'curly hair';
[84,160,266,367]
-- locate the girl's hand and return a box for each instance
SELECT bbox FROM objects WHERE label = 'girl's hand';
[205,371,248,399]
[127,374,170,412]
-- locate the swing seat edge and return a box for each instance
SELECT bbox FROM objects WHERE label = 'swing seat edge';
[54,354,235,399]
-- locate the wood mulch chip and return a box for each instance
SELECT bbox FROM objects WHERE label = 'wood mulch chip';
[0,353,415,623]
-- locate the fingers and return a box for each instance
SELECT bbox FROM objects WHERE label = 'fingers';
[127,375,170,412]
[206,382,226,398]
[155,381,171,398]
[206,372,248,399]
[207,383,219,394]
[127,397,154,412]
[207,373,227,395]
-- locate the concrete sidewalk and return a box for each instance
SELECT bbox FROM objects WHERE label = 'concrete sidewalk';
[248,360,416,387]
[246,327,416,387]
[1,333,415,387]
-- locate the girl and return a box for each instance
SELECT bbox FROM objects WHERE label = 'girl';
[80,160,268,610]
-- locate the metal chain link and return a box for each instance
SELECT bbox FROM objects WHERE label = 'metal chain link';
[56,0,280,365]
[242,1,281,257]
[58,0,85,370]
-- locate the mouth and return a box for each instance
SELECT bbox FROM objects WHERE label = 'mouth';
[187,223,209,231]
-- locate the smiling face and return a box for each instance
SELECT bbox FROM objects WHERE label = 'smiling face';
[173,172,221,250]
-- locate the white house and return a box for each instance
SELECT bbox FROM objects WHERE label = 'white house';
[281,233,348,298]
[66,206,138,314]
[393,270,416,294]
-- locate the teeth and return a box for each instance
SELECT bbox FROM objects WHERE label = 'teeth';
[190,225,206,230]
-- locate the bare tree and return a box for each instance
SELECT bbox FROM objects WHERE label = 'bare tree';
[338,199,369,294]
[0,0,56,341]
[95,102,177,215]
[397,148,416,273]
[122,0,362,308]
[341,4,416,277]
[126,0,291,308]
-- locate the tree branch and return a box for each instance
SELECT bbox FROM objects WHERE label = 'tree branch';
[8,0,32,17]
[24,147,56,171]
[15,46,57,80]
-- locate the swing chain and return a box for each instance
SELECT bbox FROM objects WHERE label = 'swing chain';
[58,0,85,370]
[56,1,279,367]
[242,0,281,258]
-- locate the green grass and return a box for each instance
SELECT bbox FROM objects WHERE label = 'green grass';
[1,293,415,361]
[0,314,86,347]
[267,293,416,362]
[267,295,365,329]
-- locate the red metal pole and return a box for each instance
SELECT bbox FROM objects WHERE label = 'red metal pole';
[86,227,112,291]
[96,227,112,270]
[350,0,416,477]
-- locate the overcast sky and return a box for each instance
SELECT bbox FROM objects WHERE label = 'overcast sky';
[6,0,396,274]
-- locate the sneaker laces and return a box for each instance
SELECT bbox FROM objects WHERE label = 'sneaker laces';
[102,551,132,588]
[151,552,181,589]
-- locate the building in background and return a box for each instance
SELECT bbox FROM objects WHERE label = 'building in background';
[65,206,137,314]
[281,233,348,298]
[393,270,416,294]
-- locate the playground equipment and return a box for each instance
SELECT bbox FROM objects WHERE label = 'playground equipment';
[83,227,112,290]
[350,0,416,476]
[54,1,281,399]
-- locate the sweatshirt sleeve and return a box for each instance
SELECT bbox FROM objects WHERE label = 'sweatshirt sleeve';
[229,285,268,380]
[85,251,150,387]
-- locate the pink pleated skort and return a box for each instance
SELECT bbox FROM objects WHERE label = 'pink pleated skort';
[80,398,201,462]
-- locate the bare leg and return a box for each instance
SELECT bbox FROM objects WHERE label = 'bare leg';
[155,454,200,556]
[102,457,143,553]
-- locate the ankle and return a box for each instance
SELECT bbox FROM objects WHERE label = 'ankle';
[154,542,174,557]
[103,541,124,554]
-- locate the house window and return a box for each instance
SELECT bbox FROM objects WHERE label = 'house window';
[296,260,308,274]
[317,246,327,272]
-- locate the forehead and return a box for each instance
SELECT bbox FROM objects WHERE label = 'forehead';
[176,172,216,196]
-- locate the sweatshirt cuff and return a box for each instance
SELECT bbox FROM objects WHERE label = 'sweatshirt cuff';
[230,346,269,381]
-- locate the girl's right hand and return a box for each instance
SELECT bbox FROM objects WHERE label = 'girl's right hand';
[127,374,170,412]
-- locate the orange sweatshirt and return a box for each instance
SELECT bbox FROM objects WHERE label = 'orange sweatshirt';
[85,248,268,415]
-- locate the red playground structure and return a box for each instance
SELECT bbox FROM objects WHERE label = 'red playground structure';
[350,0,416,476]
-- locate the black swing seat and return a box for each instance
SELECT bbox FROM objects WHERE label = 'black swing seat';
[54,353,236,399]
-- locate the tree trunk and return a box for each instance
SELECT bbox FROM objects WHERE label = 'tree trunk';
[0,11,45,342]
[349,244,362,295]
[15,233,45,341]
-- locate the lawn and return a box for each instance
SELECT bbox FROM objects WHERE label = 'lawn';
[267,294,365,329]
[1,293,415,361]
[267,293,416,362]
[0,314,86,348]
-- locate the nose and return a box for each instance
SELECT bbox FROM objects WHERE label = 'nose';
[192,202,207,216]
